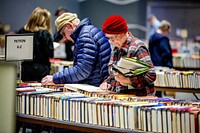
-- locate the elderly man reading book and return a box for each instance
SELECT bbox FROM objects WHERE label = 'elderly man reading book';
[100,15,156,96]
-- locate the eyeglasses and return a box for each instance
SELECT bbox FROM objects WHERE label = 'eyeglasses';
[106,34,118,41]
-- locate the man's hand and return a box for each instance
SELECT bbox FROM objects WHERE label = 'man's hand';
[100,82,111,90]
[41,75,54,85]
[114,73,131,85]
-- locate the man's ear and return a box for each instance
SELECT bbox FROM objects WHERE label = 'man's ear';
[66,22,73,29]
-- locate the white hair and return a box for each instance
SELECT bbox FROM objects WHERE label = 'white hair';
[71,18,80,26]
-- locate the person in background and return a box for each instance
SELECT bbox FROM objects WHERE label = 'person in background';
[0,22,13,55]
[148,20,173,68]
[0,22,14,53]
[41,12,111,86]
[147,15,160,39]
[55,6,67,16]
[148,20,173,97]
[100,15,156,96]
[54,6,74,61]
[17,7,54,82]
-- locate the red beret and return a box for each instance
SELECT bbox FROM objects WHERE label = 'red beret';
[102,15,128,34]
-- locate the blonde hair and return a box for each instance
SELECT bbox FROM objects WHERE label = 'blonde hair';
[24,7,52,33]
[159,20,171,33]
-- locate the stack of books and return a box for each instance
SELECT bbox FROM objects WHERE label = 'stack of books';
[112,57,151,77]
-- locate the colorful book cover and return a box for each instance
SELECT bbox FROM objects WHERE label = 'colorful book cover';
[112,57,151,77]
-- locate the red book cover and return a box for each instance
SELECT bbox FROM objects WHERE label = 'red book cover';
[189,110,200,133]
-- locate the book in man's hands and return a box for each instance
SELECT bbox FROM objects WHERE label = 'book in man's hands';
[112,57,151,77]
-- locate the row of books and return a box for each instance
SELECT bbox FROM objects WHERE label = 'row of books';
[16,84,200,133]
[154,69,200,89]
[16,85,133,116]
[173,54,200,68]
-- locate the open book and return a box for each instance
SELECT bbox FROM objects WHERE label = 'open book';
[112,57,151,77]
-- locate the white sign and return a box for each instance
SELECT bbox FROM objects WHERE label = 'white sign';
[53,42,67,59]
[5,34,34,61]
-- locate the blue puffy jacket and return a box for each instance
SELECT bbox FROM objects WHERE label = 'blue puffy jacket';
[53,18,111,86]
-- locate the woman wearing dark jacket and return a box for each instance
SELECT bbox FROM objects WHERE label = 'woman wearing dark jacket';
[148,20,173,68]
[41,12,111,87]
[148,20,173,97]
[17,7,54,82]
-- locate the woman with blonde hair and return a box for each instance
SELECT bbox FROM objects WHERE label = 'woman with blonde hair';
[17,7,54,82]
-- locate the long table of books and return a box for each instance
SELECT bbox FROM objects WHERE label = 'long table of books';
[173,53,200,69]
[16,83,200,133]
[154,66,200,93]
